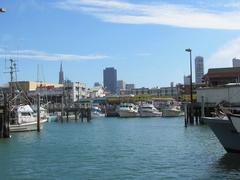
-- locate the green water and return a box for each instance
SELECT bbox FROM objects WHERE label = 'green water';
[0,117,240,179]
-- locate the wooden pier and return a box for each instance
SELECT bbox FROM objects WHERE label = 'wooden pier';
[48,102,92,122]
[184,102,216,127]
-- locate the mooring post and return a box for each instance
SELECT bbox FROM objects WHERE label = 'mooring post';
[0,107,3,138]
[200,96,205,124]
[2,93,10,138]
[75,110,77,121]
[189,104,194,124]
[184,103,187,127]
[81,107,84,122]
[61,95,64,122]
[66,108,69,122]
[37,93,40,132]
[87,107,91,122]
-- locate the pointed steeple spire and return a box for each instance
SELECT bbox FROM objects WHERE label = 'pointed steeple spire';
[59,61,64,84]
[60,62,63,72]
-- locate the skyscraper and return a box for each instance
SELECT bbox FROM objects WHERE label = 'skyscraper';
[103,67,117,94]
[59,62,64,84]
[195,56,204,84]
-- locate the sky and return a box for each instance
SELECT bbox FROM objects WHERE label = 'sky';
[0,0,240,88]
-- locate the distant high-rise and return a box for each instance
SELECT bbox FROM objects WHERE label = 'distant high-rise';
[59,62,64,84]
[195,56,204,84]
[117,80,126,94]
[184,75,190,85]
[126,84,135,90]
[233,58,240,67]
[103,67,117,94]
[94,82,101,87]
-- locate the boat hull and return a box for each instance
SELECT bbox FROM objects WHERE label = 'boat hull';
[91,112,105,118]
[118,111,139,118]
[162,109,182,117]
[10,119,47,132]
[204,117,240,153]
[140,111,162,117]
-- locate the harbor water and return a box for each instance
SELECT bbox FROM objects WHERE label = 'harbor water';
[1,117,240,179]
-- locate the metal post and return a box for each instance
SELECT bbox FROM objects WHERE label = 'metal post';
[185,48,193,122]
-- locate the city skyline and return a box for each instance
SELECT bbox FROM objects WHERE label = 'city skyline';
[1,0,240,88]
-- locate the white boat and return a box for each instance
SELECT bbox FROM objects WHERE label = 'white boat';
[203,105,240,153]
[91,105,105,118]
[162,105,183,117]
[118,103,139,117]
[139,103,162,117]
[31,105,49,120]
[10,105,47,132]
[154,99,183,117]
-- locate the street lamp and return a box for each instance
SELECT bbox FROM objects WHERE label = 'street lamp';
[0,8,6,13]
[185,48,193,104]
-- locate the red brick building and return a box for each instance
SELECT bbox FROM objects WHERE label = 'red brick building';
[204,67,240,86]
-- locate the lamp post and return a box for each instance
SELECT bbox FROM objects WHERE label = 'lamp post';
[185,48,193,104]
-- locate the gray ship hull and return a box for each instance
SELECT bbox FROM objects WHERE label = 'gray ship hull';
[204,117,240,153]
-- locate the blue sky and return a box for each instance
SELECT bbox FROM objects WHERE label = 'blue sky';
[0,0,240,88]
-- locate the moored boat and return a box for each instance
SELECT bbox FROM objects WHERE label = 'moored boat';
[91,105,105,118]
[118,103,139,118]
[203,115,240,153]
[139,103,162,117]
[162,105,183,117]
[10,105,47,132]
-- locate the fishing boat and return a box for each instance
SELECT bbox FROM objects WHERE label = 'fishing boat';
[10,105,47,132]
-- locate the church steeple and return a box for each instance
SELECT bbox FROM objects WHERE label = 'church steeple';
[59,62,64,84]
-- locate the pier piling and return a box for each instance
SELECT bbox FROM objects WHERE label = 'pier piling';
[37,93,40,132]
[0,94,10,138]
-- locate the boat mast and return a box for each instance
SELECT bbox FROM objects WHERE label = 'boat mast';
[5,59,17,100]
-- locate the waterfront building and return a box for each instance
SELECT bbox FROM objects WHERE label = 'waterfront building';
[117,80,126,94]
[195,56,204,84]
[233,58,240,67]
[64,80,87,102]
[103,67,117,94]
[120,86,180,97]
[59,62,64,84]
[9,81,63,92]
[203,67,240,86]
[126,84,135,90]
[197,84,240,104]
[89,86,105,99]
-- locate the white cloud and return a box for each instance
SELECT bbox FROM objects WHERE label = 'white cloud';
[0,49,109,61]
[207,37,240,68]
[55,0,240,30]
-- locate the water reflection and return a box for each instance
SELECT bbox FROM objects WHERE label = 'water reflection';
[217,153,240,170]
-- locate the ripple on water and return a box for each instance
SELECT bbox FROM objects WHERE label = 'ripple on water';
[0,117,238,179]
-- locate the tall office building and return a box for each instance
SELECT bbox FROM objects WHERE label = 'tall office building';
[103,67,117,94]
[233,58,240,67]
[195,56,204,84]
[59,62,64,84]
